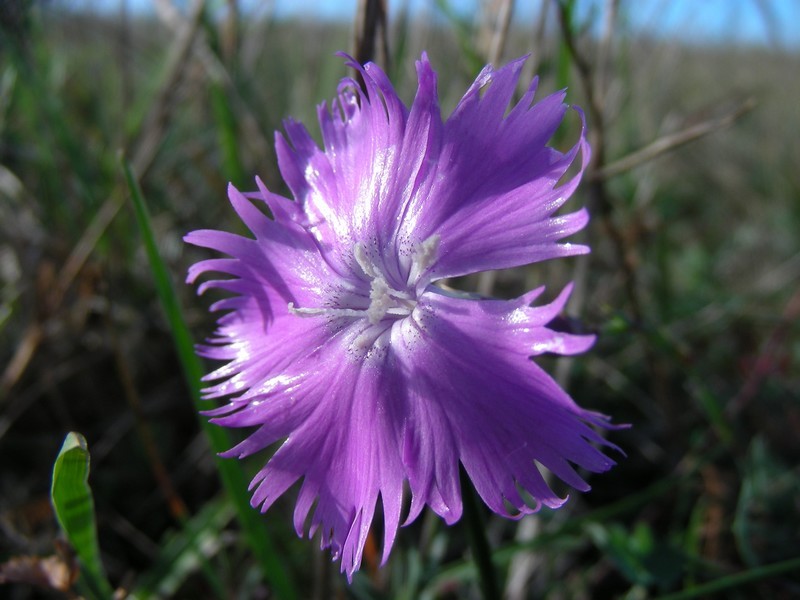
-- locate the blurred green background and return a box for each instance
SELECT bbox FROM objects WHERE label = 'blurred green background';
[1,0,798,598]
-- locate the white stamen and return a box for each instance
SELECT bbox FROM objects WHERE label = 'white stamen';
[367,277,391,324]
[362,277,416,324]
[288,237,439,332]
[288,302,363,319]
[407,234,440,286]
[353,243,378,278]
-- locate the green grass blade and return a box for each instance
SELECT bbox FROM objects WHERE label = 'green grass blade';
[209,82,247,188]
[122,159,297,600]
[433,0,484,74]
[50,432,114,599]
[555,0,576,92]
[460,469,499,600]
[130,496,235,599]
[654,556,800,600]
[420,475,681,597]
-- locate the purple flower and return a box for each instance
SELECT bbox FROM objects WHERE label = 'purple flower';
[186,53,619,578]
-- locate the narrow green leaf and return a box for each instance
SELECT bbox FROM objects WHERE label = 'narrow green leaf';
[733,436,800,568]
[122,159,296,600]
[131,496,235,599]
[210,82,247,188]
[555,0,576,92]
[51,432,114,599]
[460,468,500,600]
[433,0,485,74]
[388,6,410,86]
[0,302,13,333]
[693,385,733,446]
[654,556,800,600]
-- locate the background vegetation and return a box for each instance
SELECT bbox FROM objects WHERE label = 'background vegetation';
[1,0,798,598]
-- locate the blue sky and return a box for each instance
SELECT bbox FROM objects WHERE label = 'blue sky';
[68,0,799,48]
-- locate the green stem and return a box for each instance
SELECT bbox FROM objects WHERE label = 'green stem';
[122,159,296,599]
[655,556,800,600]
[460,468,499,600]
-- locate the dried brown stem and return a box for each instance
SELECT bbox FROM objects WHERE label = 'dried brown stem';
[520,0,550,86]
[554,0,674,415]
[0,0,206,395]
[107,306,189,521]
[596,0,619,107]
[591,98,756,181]
[220,0,239,64]
[352,2,391,587]
[139,0,206,176]
[555,1,604,141]
[0,324,42,396]
[354,0,390,69]
[156,0,273,172]
[555,0,643,324]
[487,0,515,65]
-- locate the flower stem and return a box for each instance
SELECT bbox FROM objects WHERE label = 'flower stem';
[460,468,500,600]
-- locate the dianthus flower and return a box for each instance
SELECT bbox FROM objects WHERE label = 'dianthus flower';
[186,53,619,578]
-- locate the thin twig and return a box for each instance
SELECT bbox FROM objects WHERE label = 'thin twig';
[220,0,239,64]
[54,192,125,312]
[555,0,644,324]
[476,271,496,296]
[555,0,678,417]
[0,324,43,396]
[138,0,206,177]
[596,0,619,107]
[591,98,756,181]
[0,0,207,396]
[1,353,107,439]
[520,0,550,88]
[488,0,515,65]
[479,0,510,324]
[555,1,603,138]
[106,303,189,522]
[156,0,273,175]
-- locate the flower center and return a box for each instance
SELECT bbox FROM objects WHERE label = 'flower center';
[288,235,440,326]
[353,243,416,324]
